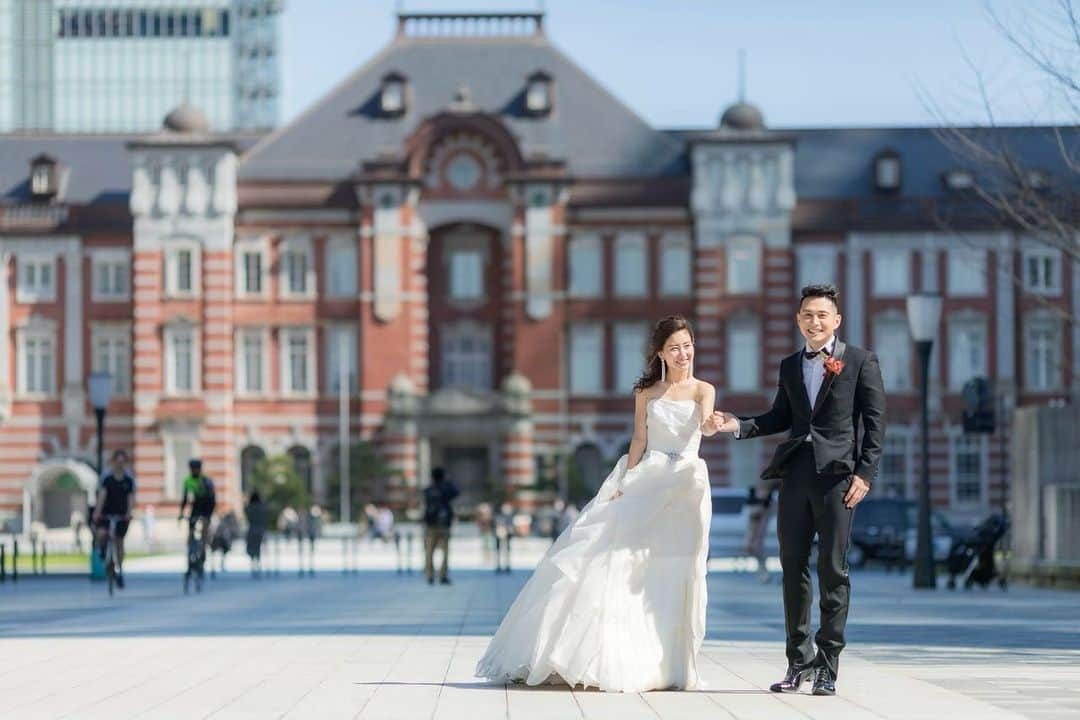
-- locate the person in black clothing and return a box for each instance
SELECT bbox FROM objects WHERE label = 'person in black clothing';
[714,284,886,697]
[422,467,459,585]
[93,449,136,588]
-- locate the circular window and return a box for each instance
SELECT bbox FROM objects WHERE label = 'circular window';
[446,154,482,191]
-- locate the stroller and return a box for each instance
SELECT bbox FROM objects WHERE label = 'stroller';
[946,513,1009,590]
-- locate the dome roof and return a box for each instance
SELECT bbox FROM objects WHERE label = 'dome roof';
[719,101,765,131]
[163,103,210,134]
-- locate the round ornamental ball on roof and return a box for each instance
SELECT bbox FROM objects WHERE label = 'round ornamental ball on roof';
[719,101,765,131]
[163,103,211,134]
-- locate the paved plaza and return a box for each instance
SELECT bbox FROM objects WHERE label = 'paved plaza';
[1,538,1078,719]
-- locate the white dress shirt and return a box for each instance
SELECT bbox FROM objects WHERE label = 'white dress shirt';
[801,336,837,441]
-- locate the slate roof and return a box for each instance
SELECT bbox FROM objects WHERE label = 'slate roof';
[239,35,688,181]
[0,133,263,205]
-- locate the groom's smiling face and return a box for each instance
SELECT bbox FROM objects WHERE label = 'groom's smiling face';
[797,296,842,349]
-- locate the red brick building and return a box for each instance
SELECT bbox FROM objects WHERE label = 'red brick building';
[1,11,1076,529]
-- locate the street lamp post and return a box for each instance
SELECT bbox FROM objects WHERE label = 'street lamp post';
[87,372,113,476]
[906,293,942,590]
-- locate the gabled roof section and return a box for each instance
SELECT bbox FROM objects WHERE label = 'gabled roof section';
[240,18,686,181]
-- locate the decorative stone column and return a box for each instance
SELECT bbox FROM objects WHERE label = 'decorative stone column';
[500,373,535,509]
[383,373,420,507]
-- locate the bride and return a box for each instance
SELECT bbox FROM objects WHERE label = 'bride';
[475,315,717,693]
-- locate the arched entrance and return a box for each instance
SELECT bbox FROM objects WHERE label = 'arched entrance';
[26,458,100,529]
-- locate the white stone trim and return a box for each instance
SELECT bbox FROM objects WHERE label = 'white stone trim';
[15,250,58,304]
[89,247,132,303]
[234,235,271,300]
[279,326,317,397]
[277,234,317,301]
[162,237,202,299]
[163,320,202,397]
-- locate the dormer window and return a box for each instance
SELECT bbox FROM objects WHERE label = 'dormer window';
[942,168,974,191]
[30,154,59,200]
[873,150,901,193]
[380,72,408,117]
[525,71,552,115]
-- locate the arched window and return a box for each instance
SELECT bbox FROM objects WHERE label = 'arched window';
[572,444,606,495]
[288,445,313,494]
[240,445,266,494]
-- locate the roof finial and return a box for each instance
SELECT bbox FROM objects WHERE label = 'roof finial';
[737,48,746,103]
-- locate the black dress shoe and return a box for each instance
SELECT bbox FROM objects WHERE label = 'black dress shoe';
[812,666,836,696]
[769,664,812,693]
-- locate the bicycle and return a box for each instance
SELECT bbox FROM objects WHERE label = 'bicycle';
[100,514,124,597]
[182,515,209,594]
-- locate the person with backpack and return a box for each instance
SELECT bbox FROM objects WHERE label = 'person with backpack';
[422,467,459,585]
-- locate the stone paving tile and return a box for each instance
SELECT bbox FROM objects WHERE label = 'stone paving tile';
[1,559,1077,719]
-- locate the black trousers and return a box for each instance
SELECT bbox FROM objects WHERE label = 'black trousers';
[777,443,855,678]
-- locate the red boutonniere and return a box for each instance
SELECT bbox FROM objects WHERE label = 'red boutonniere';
[824,356,845,376]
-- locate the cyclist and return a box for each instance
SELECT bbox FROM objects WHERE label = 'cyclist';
[178,458,216,556]
[93,448,136,589]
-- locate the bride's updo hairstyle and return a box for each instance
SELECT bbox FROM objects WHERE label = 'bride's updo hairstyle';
[633,315,694,392]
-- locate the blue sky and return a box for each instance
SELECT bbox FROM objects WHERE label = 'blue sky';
[281,0,1073,129]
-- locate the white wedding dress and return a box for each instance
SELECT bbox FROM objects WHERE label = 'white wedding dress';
[475,398,711,693]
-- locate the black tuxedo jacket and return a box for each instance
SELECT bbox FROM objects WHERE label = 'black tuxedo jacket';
[736,340,886,482]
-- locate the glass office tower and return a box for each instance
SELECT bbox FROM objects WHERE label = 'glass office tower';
[0,0,281,132]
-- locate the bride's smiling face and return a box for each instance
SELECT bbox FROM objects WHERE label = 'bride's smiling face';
[660,329,694,373]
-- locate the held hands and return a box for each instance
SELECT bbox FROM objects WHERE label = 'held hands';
[844,474,870,509]
[709,411,741,434]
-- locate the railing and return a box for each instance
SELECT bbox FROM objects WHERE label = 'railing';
[397,11,544,38]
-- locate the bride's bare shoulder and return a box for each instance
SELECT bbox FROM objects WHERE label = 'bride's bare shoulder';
[694,379,716,398]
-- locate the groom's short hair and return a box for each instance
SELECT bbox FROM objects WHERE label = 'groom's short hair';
[799,283,840,312]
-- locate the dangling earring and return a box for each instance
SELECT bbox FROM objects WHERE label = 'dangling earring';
[660,356,666,383]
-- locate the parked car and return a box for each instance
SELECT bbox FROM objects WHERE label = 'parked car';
[848,498,956,569]
[708,487,777,558]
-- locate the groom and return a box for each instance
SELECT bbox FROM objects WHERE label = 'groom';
[714,283,885,696]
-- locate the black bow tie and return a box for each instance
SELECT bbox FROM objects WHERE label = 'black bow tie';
[803,347,831,360]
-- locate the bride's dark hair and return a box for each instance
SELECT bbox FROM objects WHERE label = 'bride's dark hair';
[633,315,694,392]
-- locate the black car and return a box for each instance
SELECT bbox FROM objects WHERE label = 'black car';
[848,498,957,569]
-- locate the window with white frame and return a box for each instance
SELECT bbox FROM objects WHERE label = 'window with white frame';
[164,324,199,395]
[873,315,912,391]
[17,325,56,395]
[614,233,647,297]
[568,234,602,297]
[448,250,484,301]
[17,255,56,303]
[947,247,987,296]
[164,435,197,500]
[614,322,647,391]
[326,325,358,394]
[279,238,314,298]
[727,316,760,391]
[91,251,130,301]
[164,242,200,297]
[659,233,691,296]
[879,432,910,498]
[950,434,985,506]
[872,248,910,296]
[947,316,988,391]
[235,328,267,395]
[235,241,267,297]
[441,322,491,392]
[1022,247,1062,295]
[726,236,762,294]
[1024,316,1062,391]
[797,247,837,290]
[91,326,131,396]
[325,236,358,298]
[280,327,314,395]
[727,440,759,488]
[569,323,603,394]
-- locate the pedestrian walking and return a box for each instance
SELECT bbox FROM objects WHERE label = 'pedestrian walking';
[493,502,514,573]
[745,480,779,583]
[245,491,268,578]
[422,467,458,585]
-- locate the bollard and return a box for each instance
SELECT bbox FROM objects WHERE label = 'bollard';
[41,542,47,576]
[12,539,18,582]
[273,534,281,577]
[31,539,38,575]
[1,543,5,582]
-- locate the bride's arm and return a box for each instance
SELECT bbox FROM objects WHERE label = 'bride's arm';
[699,382,719,436]
[624,390,649,471]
